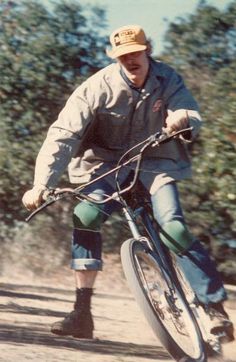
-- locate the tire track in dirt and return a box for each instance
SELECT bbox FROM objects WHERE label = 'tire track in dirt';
[0,258,235,362]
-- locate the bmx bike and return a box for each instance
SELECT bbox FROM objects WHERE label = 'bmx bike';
[26,128,223,362]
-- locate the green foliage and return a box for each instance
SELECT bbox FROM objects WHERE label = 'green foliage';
[163,1,236,71]
[0,0,108,226]
[1,0,236,281]
[162,0,236,279]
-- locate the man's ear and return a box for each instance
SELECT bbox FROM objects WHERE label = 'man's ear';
[146,40,153,56]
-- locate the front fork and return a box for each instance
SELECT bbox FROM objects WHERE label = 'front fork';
[122,205,177,300]
[122,206,143,240]
[123,205,222,354]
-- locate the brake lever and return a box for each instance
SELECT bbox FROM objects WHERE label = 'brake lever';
[25,190,75,222]
[151,127,193,147]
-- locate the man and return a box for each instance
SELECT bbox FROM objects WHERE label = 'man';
[22,25,233,341]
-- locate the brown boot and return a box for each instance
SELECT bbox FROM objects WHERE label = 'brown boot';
[51,288,94,338]
[206,302,234,343]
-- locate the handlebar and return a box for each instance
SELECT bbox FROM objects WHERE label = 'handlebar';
[25,127,193,222]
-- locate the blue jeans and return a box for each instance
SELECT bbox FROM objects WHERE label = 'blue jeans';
[151,182,227,304]
[71,177,227,305]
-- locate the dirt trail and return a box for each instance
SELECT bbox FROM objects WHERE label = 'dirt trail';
[0,255,236,362]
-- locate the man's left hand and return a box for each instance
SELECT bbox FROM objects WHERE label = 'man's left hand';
[165,109,189,134]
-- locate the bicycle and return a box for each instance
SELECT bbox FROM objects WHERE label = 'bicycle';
[26,128,222,362]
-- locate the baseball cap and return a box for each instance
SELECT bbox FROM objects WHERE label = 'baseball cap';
[106,25,147,59]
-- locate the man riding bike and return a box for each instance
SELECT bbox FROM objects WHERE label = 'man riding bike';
[22,25,234,341]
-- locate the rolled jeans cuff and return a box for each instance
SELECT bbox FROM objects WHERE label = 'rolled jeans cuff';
[71,258,103,271]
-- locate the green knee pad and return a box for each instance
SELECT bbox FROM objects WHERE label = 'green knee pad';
[159,220,194,254]
[73,201,104,231]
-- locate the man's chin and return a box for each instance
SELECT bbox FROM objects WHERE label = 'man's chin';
[128,72,139,81]
[129,69,140,76]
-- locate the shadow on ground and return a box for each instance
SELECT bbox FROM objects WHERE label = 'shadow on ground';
[1,282,235,361]
[0,282,170,360]
[0,322,170,360]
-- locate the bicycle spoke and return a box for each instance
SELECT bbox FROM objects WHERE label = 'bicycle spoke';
[135,249,203,359]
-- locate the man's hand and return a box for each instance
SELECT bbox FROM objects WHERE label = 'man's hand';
[165,109,189,134]
[22,186,46,211]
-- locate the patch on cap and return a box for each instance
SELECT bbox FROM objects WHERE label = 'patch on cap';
[114,29,136,46]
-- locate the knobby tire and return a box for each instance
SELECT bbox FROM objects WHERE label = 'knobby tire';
[121,238,207,362]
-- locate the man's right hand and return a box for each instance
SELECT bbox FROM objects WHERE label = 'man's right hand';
[22,186,47,211]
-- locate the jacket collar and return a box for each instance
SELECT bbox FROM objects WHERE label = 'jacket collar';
[119,67,143,93]
[144,59,163,93]
[118,58,162,95]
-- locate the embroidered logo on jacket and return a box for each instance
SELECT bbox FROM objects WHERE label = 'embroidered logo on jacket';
[152,99,163,112]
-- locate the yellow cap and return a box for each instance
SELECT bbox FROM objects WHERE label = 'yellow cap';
[106,25,147,59]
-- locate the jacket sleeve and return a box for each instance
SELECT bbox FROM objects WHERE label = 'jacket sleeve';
[164,69,202,140]
[33,82,96,188]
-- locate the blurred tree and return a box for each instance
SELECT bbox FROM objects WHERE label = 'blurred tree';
[163,0,236,71]
[1,0,236,282]
[0,0,108,225]
[161,0,236,280]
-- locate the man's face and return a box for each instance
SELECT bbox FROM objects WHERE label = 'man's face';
[117,50,149,88]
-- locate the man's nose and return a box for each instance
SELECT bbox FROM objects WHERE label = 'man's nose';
[124,53,135,62]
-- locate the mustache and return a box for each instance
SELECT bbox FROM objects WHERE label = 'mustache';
[127,64,140,70]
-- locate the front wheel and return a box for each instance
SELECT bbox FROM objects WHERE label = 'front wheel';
[121,238,207,362]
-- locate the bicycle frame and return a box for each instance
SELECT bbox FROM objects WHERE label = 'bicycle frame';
[119,186,207,361]
[25,126,193,298]
[25,126,195,308]
[121,189,179,295]
[25,126,210,361]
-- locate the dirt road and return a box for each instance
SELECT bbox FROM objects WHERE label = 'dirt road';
[0,255,235,362]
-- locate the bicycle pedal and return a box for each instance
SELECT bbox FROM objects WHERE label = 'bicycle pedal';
[212,330,235,344]
[206,337,222,357]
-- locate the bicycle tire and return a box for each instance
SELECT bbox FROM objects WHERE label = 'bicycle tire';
[121,238,207,362]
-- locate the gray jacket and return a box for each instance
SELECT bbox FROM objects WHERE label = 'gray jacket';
[34,59,202,190]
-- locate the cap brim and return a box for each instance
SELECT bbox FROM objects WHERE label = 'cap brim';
[106,44,147,59]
